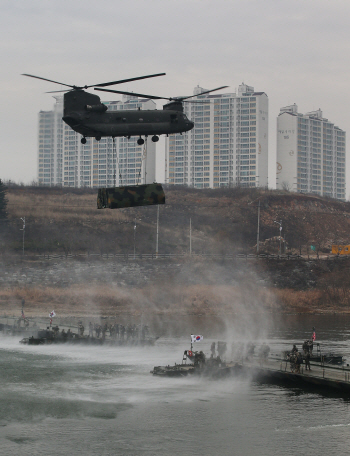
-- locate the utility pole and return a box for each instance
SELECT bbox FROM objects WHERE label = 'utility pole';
[248,197,261,254]
[257,200,260,254]
[274,220,282,255]
[20,217,25,256]
[156,205,159,258]
[133,218,136,259]
[279,221,282,255]
[190,218,192,256]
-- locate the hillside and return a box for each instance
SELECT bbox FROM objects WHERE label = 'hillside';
[2,184,350,256]
[1,185,350,318]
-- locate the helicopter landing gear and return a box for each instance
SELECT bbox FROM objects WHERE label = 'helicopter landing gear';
[152,135,159,142]
[81,137,87,144]
[95,136,101,141]
[137,137,144,146]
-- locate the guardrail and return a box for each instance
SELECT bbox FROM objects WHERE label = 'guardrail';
[31,253,344,262]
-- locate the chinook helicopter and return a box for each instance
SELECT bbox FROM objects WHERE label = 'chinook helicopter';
[22,72,228,145]
[23,73,228,208]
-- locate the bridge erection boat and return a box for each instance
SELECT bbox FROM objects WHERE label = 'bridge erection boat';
[151,338,350,398]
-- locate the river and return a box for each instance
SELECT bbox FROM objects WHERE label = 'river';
[1,314,350,456]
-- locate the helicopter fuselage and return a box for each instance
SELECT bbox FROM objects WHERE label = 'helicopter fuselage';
[62,90,194,140]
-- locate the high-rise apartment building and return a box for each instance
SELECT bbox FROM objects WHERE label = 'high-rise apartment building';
[164,83,268,188]
[38,109,55,186]
[38,95,156,187]
[276,104,346,200]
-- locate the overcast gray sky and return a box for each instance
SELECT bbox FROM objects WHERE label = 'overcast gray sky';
[1,0,350,196]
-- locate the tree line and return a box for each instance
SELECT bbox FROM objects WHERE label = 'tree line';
[0,179,7,222]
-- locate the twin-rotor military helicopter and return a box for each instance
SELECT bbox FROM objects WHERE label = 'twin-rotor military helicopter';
[23,72,228,145]
[23,72,228,208]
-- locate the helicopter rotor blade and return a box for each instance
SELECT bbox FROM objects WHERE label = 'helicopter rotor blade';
[95,87,170,101]
[46,89,74,93]
[95,86,228,104]
[91,73,166,88]
[23,72,166,91]
[23,73,225,105]
[179,86,229,101]
[182,100,211,103]
[22,74,75,89]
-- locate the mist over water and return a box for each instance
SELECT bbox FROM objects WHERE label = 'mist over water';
[1,249,348,455]
[2,315,350,456]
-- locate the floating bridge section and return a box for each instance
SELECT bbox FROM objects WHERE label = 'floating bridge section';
[237,358,350,395]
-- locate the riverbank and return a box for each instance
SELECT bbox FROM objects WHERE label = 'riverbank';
[2,253,350,317]
[0,283,348,320]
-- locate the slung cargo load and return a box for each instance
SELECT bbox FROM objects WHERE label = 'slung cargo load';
[97,183,165,209]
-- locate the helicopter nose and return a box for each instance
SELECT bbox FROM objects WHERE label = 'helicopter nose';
[188,121,194,130]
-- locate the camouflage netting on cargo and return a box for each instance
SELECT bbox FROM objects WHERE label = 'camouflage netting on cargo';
[97,183,165,209]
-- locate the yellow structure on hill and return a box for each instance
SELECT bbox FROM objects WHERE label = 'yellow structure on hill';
[332,245,350,255]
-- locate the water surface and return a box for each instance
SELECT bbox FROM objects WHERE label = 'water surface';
[1,314,350,456]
